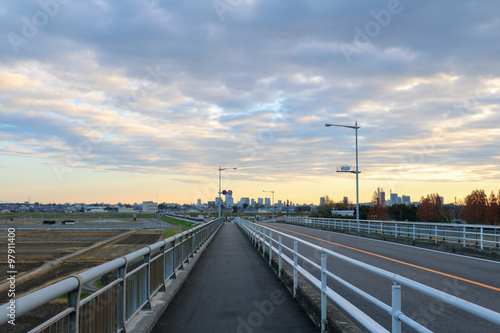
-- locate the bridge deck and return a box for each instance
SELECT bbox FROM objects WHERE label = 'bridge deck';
[153,223,318,332]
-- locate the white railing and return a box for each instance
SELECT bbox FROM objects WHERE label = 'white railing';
[235,217,500,333]
[278,217,500,250]
[0,218,223,332]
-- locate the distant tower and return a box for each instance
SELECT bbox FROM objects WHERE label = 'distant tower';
[320,197,326,206]
[379,188,386,206]
[225,193,234,206]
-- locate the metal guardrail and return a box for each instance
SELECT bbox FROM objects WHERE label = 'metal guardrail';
[235,217,500,333]
[280,217,500,250]
[0,218,223,332]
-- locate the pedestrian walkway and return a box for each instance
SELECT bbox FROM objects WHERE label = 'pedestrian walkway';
[152,223,319,333]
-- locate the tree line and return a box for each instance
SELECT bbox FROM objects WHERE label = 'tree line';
[314,189,500,225]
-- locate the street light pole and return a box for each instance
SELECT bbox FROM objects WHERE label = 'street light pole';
[218,166,237,218]
[325,121,361,229]
[263,190,275,220]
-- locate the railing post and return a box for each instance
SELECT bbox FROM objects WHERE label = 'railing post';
[435,225,438,243]
[257,226,261,252]
[392,283,402,333]
[68,275,83,333]
[192,232,197,255]
[263,228,267,256]
[480,227,484,250]
[293,240,298,298]
[160,244,166,291]
[413,224,416,240]
[321,252,327,333]
[368,221,371,234]
[179,235,184,269]
[395,223,398,238]
[463,226,466,247]
[279,234,282,278]
[144,252,151,310]
[170,239,177,279]
[118,262,127,331]
[269,230,273,266]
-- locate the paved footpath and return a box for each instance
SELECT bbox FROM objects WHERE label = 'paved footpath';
[153,223,319,333]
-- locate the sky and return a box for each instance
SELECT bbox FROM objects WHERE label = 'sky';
[1,0,499,205]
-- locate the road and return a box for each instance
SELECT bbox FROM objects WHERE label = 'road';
[258,223,500,332]
[0,218,173,230]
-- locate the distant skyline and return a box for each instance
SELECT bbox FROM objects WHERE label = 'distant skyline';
[1,1,499,206]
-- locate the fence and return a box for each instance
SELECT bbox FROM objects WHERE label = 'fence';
[235,217,500,333]
[0,218,223,332]
[279,216,500,250]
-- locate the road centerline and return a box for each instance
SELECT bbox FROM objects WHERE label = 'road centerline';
[264,224,500,293]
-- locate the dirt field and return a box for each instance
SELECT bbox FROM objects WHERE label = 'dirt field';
[0,229,162,331]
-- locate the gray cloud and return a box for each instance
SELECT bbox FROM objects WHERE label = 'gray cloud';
[0,0,499,189]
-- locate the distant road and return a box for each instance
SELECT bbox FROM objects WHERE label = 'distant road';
[0,218,173,230]
[259,223,500,333]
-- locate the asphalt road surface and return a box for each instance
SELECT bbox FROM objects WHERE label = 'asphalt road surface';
[153,223,319,333]
[258,223,500,333]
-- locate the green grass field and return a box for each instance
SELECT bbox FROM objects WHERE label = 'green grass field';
[161,216,196,230]
[162,228,183,239]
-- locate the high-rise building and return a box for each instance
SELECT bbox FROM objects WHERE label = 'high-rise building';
[320,197,325,206]
[225,193,234,206]
[343,196,348,205]
[251,199,256,206]
[378,188,386,205]
[258,198,263,206]
[265,198,271,207]
[390,192,399,206]
[402,195,411,204]
[241,197,250,206]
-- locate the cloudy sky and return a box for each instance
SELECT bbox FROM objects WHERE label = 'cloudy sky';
[1,0,499,205]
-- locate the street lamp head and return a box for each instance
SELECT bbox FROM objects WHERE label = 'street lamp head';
[325,123,360,130]
[219,167,238,171]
